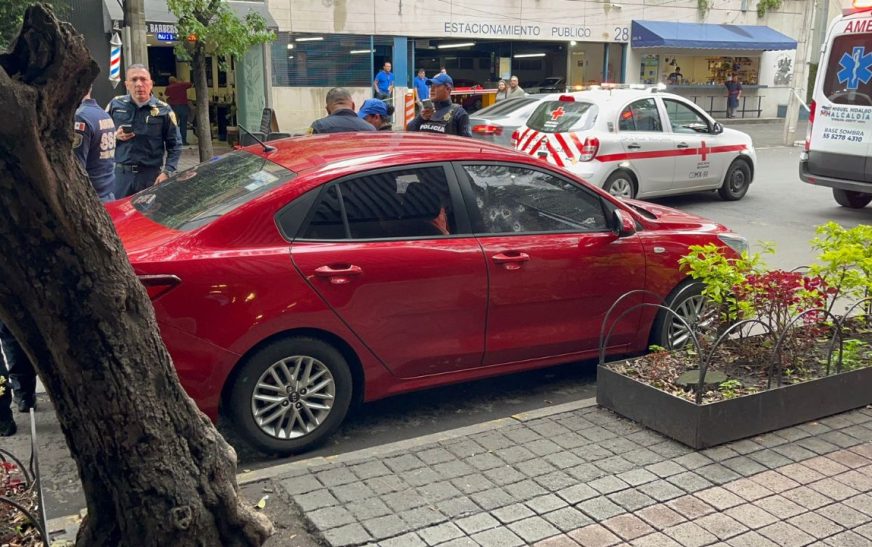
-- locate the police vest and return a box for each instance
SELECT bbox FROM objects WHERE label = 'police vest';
[417,104,465,135]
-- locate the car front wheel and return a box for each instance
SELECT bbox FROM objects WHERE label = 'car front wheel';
[228,337,353,455]
[833,188,872,209]
[651,281,714,350]
[718,160,751,201]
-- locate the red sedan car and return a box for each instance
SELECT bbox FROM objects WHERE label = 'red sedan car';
[109,133,746,455]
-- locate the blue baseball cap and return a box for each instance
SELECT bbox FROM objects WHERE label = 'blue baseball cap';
[426,73,453,87]
[358,98,389,118]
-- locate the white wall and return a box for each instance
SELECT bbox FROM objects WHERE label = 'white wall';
[267,0,807,45]
[272,86,372,134]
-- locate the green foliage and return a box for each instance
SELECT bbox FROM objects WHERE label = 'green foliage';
[718,379,742,399]
[839,339,869,371]
[678,242,772,322]
[757,0,782,17]
[167,0,275,63]
[697,0,711,16]
[809,222,872,314]
[0,0,70,51]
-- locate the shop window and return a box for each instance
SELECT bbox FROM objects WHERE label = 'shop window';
[272,32,373,87]
[148,47,176,86]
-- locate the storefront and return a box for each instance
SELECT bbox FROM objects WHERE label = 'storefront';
[101,0,276,139]
[627,20,797,118]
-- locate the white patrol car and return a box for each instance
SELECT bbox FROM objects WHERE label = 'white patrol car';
[512,87,757,200]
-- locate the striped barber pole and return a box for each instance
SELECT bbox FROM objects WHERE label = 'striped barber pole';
[109,33,122,88]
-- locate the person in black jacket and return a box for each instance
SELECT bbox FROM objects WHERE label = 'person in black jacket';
[309,88,375,134]
[406,73,471,137]
[0,322,37,436]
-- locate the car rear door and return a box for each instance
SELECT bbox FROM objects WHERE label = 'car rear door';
[614,98,676,194]
[291,164,488,379]
[454,161,646,365]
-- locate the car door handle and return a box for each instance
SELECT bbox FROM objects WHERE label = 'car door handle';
[492,252,530,270]
[314,265,362,285]
[677,142,689,149]
[627,143,641,149]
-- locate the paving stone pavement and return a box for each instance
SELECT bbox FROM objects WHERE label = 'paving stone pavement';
[274,404,872,546]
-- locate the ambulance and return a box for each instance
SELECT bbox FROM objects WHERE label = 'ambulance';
[800,0,872,208]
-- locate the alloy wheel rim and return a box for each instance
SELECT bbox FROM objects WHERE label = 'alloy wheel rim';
[251,355,336,440]
[609,178,633,198]
[667,294,711,348]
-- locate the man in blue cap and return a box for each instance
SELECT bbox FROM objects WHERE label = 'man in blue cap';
[406,73,471,137]
[359,98,394,131]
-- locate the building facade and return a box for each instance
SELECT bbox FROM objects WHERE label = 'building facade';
[267,0,807,132]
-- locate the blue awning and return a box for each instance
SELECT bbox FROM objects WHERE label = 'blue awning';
[631,20,797,51]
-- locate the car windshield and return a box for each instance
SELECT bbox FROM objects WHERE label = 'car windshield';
[527,101,597,133]
[131,151,295,231]
[473,98,539,118]
[822,34,872,106]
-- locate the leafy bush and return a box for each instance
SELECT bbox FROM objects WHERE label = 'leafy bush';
[809,222,872,315]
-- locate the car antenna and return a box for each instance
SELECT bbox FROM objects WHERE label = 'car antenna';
[237,124,276,153]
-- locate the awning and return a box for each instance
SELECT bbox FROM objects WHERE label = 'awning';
[631,20,797,51]
[103,0,278,30]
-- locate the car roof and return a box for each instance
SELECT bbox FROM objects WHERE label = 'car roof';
[244,133,522,176]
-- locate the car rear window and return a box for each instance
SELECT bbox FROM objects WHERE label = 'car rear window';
[131,151,295,231]
[527,101,597,133]
[822,34,872,106]
[474,98,539,117]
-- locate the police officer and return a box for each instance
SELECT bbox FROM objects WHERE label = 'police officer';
[74,88,116,201]
[0,321,37,437]
[107,64,182,198]
[309,88,376,134]
[406,73,472,137]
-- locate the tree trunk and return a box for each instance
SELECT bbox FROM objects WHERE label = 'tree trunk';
[191,43,213,162]
[0,6,271,546]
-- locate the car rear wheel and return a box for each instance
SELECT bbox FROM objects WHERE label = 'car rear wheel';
[833,188,872,209]
[228,337,353,455]
[718,160,751,201]
[603,171,636,199]
[651,281,714,350]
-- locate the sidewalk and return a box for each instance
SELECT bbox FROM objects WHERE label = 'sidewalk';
[253,398,872,546]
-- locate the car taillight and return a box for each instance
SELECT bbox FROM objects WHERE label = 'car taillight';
[804,100,815,152]
[472,124,503,136]
[579,137,599,161]
[511,129,520,147]
[138,274,181,301]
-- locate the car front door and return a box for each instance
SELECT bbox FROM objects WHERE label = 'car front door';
[454,162,647,365]
[615,98,676,196]
[291,164,488,379]
[662,98,721,189]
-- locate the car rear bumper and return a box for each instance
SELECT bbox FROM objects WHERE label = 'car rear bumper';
[800,160,872,193]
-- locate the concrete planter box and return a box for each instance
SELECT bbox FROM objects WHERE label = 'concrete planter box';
[597,363,872,449]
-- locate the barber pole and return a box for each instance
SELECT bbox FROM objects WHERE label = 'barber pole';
[404,91,416,131]
[109,33,122,88]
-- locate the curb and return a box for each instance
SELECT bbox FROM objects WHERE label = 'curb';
[237,396,599,485]
[45,396,600,539]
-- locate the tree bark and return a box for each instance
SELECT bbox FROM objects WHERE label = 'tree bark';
[0,6,271,546]
[191,43,213,162]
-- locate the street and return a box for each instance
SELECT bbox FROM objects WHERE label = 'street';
[5,136,871,524]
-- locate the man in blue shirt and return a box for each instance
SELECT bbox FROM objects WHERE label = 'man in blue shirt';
[373,62,394,100]
[74,89,116,201]
[414,68,429,103]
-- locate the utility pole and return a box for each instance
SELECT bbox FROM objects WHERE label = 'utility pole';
[124,0,148,67]
[783,0,818,145]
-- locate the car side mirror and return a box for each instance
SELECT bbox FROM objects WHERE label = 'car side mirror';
[613,209,636,237]
[712,122,724,135]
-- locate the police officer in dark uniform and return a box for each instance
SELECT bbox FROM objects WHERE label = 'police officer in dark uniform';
[0,321,37,437]
[74,88,116,201]
[309,87,376,134]
[107,64,182,198]
[406,73,472,137]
